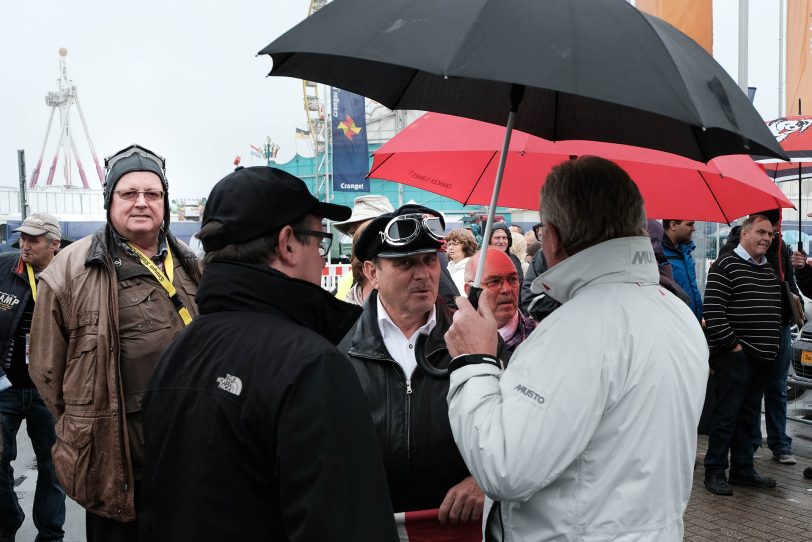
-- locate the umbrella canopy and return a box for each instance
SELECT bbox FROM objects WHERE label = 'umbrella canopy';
[261,0,786,163]
[369,113,794,223]
[761,116,812,181]
[759,116,812,248]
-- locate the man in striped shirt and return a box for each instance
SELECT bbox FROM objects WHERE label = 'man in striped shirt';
[703,214,782,496]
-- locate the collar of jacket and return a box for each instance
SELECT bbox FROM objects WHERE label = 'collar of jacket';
[530,236,660,304]
[348,288,452,361]
[196,261,362,346]
[85,226,201,283]
[662,234,696,255]
[12,254,26,280]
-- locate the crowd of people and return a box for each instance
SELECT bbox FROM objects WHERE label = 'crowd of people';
[0,144,807,541]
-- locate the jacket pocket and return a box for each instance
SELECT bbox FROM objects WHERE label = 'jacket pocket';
[64,312,99,406]
[52,414,99,507]
[118,287,173,336]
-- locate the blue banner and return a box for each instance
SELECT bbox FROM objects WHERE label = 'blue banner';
[331,87,370,192]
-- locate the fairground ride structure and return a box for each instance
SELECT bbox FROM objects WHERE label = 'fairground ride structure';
[301,0,332,202]
[30,48,104,190]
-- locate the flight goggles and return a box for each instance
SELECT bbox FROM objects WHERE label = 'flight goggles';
[104,144,166,174]
[382,213,445,247]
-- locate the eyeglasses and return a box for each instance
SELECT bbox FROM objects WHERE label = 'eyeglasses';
[445,240,461,247]
[104,144,166,173]
[476,274,521,291]
[384,213,445,246]
[532,223,544,241]
[294,229,333,257]
[114,189,165,202]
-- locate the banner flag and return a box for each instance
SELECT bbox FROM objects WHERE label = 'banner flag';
[250,144,263,159]
[394,509,482,542]
[295,127,311,138]
[787,0,812,114]
[331,87,370,192]
[636,0,712,54]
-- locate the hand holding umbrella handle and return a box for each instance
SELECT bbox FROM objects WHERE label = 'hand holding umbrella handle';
[467,285,482,310]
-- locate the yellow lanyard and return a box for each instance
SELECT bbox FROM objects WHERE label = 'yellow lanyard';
[26,264,37,303]
[126,243,193,326]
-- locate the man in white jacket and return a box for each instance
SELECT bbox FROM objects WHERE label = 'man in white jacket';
[444,156,708,541]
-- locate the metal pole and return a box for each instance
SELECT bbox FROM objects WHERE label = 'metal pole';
[779,0,787,117]
[17,150,27,220]
[738,0,749,93]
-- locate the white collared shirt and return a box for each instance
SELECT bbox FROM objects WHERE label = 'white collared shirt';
[734,243,767,266]
[376,295,437,379]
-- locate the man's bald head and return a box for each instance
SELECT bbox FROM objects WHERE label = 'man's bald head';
[464,248,520,328]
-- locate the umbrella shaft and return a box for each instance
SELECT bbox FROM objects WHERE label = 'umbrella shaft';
[475,110,516,287]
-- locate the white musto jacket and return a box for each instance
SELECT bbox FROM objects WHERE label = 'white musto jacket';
[448,236,709,541]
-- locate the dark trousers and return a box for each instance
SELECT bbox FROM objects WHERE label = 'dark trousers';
[752,325,793,455]
[86,512,139,542]
[86,480,140,542]
[704,349,769,477]
[0,387,65,541]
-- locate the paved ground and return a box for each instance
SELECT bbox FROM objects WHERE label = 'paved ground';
[7,414,812,540]
[686,414,812,542]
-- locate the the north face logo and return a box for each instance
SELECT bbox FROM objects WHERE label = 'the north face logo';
[216,374,243,396]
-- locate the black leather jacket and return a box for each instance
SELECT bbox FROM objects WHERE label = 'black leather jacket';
[343,290,470,513]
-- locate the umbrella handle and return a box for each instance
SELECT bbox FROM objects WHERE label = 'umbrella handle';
[468,285,482,310]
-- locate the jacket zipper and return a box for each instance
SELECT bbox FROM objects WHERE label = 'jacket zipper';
[405,378,412,466]
[108,257,130,496]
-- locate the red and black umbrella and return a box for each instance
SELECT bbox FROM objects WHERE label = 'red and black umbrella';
[761,116,812,249]
[260,0,787,291]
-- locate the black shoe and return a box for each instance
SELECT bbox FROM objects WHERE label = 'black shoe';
[704,472,733,496]
[804,467,812,479]
[729,472,777,488]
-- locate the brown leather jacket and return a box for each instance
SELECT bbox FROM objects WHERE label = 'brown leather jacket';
[29,228,200,521]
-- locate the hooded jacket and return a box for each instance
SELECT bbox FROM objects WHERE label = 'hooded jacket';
[490,223,525,284]
[448,237,708,541]
[140,262,397,541]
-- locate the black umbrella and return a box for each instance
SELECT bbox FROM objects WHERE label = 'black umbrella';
[259,0,786,309]
[261,0,785,163]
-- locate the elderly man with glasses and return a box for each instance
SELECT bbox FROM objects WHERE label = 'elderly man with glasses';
[464,247,536,360]
[341,204,506,536]
[29,144,201,541]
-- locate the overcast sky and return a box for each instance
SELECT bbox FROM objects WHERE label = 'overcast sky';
[0,0,788,199]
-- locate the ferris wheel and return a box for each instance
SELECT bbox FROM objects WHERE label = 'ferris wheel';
[301,0,330,157]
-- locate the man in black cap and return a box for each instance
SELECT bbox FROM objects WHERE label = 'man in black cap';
[140,166,397,541]
[29,144,200,541]
[342,204,493,533]
[0,214,65,542]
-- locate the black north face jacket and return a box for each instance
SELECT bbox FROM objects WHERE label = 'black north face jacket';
[141,262,397,541]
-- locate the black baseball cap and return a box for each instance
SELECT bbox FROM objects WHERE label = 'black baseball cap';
[201,166,351,251]
[354,204,445,261]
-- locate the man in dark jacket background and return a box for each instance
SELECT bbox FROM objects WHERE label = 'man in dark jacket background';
[343,204,488,530]
[140,167,397,541]
[0,214,65,542]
